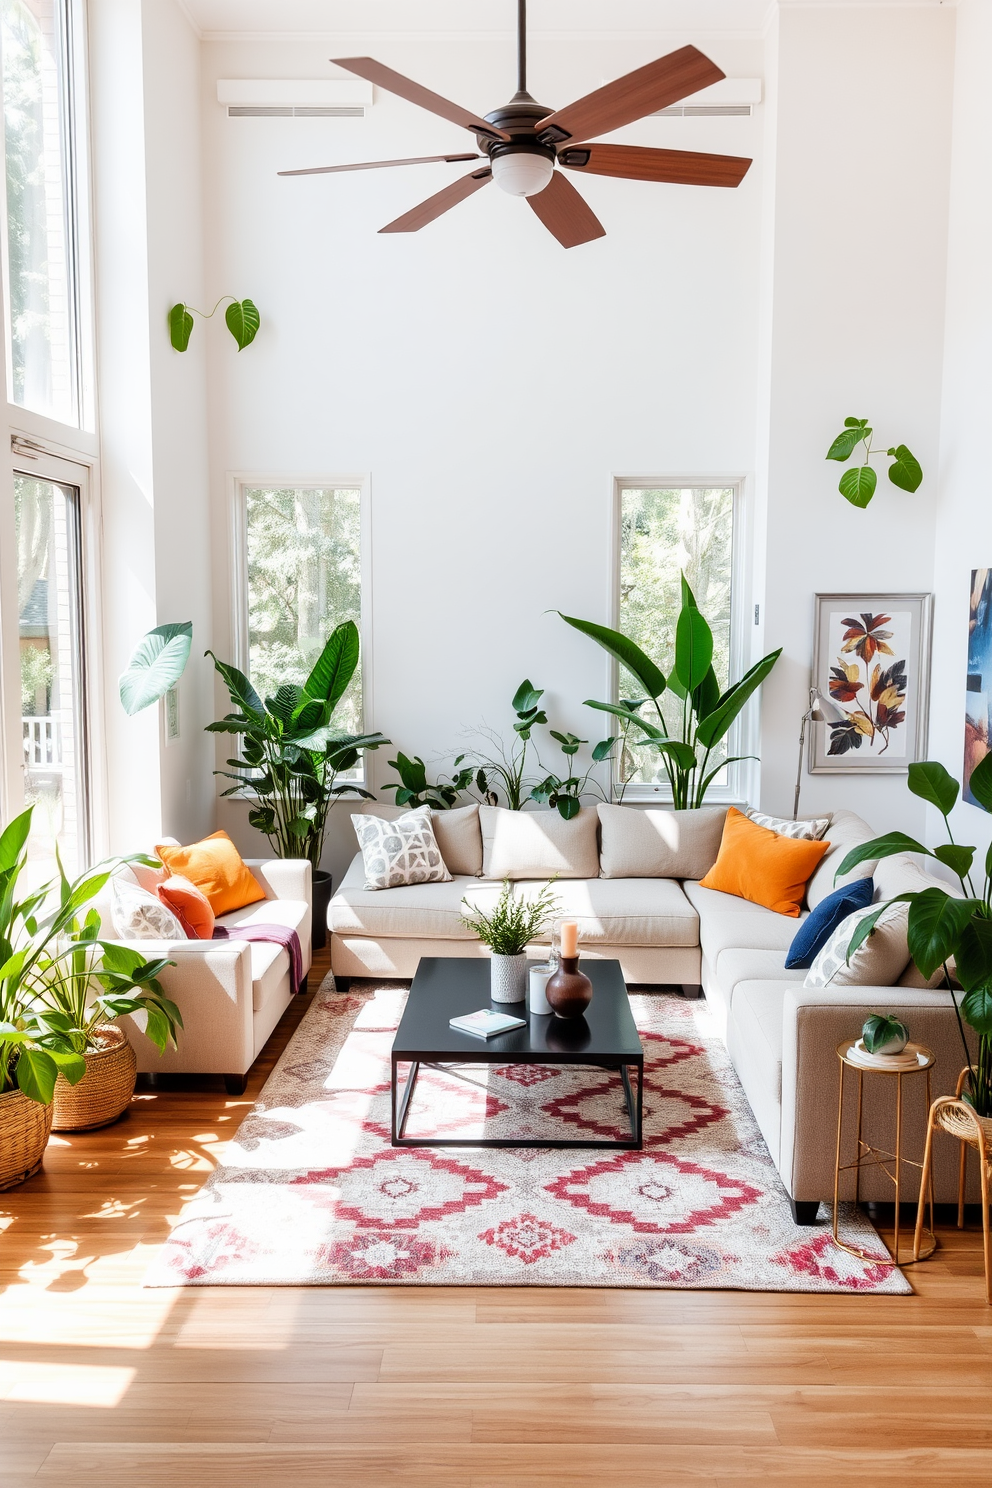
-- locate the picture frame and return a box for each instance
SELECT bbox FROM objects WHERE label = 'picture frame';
[809,593,932,774]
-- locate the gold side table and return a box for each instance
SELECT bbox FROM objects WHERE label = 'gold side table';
[833,1039,936,1267]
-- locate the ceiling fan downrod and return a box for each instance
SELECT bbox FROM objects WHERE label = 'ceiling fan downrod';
[517,0,527,95]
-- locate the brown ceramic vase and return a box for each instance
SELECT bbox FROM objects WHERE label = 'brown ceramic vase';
[545,955,593,1019]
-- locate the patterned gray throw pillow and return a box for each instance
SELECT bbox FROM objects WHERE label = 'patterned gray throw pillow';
[804,901,911,988]
[351,806,453,891]
[745,806,830,841]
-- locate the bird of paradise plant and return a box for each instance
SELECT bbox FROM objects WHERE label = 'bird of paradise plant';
[826,612,908,757]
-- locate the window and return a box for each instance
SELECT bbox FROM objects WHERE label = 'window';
[615,481,743,797]
[15,468,89,878]
[2,0,87,425]
[239,483,366,741]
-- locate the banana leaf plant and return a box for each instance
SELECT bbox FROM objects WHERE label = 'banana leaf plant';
[834,757,992,1117]
[560,576,782,810]
[0,808,179,1105]
[207,621,389,869]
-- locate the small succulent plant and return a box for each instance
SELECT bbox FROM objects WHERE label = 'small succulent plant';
[862,1013,910,1056]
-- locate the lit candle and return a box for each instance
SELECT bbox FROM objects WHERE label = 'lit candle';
[560,920,578,959]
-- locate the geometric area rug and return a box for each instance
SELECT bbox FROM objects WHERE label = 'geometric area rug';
[145,976,911,1294]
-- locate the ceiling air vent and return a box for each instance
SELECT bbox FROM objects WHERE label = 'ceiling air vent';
[217,80,373,118]
[649,78,762,119]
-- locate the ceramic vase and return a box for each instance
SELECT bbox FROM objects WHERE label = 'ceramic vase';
[545,955,593,1019]
[490,952,528,1004]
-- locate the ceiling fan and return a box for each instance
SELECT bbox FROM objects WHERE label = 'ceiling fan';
[279,0,752,248]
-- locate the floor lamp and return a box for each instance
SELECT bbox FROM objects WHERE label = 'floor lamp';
[794,687,846,820]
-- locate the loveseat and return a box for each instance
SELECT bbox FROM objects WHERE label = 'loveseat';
[330,801,977,1215]
[97,854,312,1094]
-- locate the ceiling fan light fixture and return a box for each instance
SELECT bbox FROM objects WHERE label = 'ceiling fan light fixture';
[491,150,554,197]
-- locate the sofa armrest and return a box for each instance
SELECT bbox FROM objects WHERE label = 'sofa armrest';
[779,985,979,1205]
[113,938,254,1077]
[244,858,312,905]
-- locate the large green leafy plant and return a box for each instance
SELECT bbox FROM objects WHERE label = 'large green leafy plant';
[836,757,992,1116]
[560,577,782,810]
[208,621,389,869]
[0,809,179,1104]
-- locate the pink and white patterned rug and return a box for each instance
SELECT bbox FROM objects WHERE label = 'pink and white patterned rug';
[145,977,910,1293]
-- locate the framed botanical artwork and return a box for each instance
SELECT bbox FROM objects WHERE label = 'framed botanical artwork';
[809,593,932,774]
[964,568,992,805]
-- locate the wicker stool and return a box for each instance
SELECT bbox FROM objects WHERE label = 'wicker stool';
[914,1067,992,1305]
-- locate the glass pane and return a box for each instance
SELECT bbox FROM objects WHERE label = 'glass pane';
[16,472,87,879]
[619,487,735,788]
[245,487,363,738]
[2,0,77,423]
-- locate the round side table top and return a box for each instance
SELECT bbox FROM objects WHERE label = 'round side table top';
[836,1039,935,1074]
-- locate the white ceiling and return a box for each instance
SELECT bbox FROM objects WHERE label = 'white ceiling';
[179,0,778,41]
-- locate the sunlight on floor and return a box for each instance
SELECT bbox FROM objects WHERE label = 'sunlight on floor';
[0,1358,136,1405]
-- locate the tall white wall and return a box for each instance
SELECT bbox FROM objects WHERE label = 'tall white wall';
[200,29,766,876]
[929,0,992,858]
[756,0,955,839]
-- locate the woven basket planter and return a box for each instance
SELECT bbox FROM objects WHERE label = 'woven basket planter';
[51,1025,137,1132]
[0,1087,53,1190]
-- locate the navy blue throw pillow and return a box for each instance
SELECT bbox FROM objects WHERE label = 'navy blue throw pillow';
[785,876,874,970]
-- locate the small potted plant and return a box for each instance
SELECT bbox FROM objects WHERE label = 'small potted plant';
[460,879,559,1004]
[861,1014,910,1056]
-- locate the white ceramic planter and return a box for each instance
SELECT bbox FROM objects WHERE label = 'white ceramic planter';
[490,952,529,1004]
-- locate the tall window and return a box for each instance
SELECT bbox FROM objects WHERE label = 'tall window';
[241,485,365,739]
[616,482,741,795]
[2,0,85,425]
[16,469,88,877]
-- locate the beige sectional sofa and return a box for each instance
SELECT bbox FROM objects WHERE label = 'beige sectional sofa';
[330,801,976,1218]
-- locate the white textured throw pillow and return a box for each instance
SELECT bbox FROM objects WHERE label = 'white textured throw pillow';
[110,875,187,940]
[804,901,912,988]
[351,806,454,890]
[598,803,727,879]
[745,807,830,841]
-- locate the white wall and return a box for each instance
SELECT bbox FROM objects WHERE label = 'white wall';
[929,0,992,861]
[756,0,955,839]
[200,29,766,877]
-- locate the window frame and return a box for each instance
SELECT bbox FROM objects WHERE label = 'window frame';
[229,473,375,788]
[609,475,754,806]
[0,0,95,432]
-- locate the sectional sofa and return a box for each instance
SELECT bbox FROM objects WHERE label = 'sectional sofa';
[330,800,977,1217]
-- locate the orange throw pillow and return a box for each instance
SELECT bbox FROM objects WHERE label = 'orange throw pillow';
[154,830,265,917]
[698,807,831,918]
[157,875,215,940]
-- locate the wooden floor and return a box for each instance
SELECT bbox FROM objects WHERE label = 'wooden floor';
[1,946,990,1487]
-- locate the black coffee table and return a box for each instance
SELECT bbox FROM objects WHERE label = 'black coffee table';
[390,957,643,1150]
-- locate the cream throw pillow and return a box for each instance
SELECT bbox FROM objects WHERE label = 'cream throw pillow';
[804,901,912,988]
[110,874,187,940]
[351,806,453,890]
[360,801,482,876]
[597,804,727,880]
[745,807,830,841]
[480,805,600,880]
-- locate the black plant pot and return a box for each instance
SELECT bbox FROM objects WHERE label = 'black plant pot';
[311,870,333,951]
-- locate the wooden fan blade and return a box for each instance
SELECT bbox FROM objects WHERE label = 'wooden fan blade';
[279,153,482,177]
[535,45,724,145]
[379,167,493,234]
[528,171,606,249]
[558,143,751,188]
[331,57,509,143]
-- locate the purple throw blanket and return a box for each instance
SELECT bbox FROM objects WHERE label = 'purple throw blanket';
[212,923,304,994]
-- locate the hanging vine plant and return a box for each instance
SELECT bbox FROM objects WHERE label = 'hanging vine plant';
[169,296,260,353]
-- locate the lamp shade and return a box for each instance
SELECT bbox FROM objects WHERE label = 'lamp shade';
[491,151,554,197]
[809,687,846,725]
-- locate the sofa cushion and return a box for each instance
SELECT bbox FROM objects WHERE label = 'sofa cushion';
[716,947,799,995]
[597,804,726,880]
[216,898,311,1011]
[804,901,912,989]
[352,806,453,890]
[155,830,266,915]
[805,808,877,909]
[518,876,699,948]
[683,880,808,960]
[359,801,483,877]
[480,805,599,880]
[727,981,788,1161]
[744,807,830,841]
[330,854,501,940]
[699,808,830,918]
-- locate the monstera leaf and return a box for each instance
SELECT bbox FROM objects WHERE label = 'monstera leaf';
[119,623,193,715]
